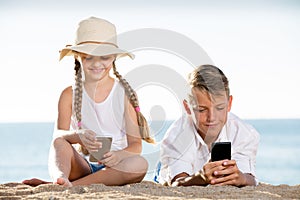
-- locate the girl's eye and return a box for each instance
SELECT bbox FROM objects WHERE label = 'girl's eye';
[84,56,93,60]
[100,56,112,60]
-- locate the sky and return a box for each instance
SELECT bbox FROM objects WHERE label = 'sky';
[0,0,300,122]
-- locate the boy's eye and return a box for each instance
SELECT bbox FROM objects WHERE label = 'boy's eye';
[216,107,225,111]
[193,108,206,113]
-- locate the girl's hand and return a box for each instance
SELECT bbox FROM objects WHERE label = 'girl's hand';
[77,129,101,152]
[100,151,121,167]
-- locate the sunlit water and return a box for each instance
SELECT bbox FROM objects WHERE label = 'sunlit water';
[0,119,299,185]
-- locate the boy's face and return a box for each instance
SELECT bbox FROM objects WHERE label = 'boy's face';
[184,88,232,142]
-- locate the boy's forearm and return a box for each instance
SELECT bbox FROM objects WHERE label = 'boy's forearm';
[243,173,257,186]
[172,171,208,186]
[171,172,189,184]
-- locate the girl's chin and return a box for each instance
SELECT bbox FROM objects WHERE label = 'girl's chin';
[90,72,106,79]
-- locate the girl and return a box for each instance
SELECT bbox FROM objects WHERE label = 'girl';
[23,17,154,187]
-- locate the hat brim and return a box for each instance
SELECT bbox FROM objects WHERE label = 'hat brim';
[59,43,134,61]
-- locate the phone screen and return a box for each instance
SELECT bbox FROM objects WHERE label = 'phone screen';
[211,142,231,162]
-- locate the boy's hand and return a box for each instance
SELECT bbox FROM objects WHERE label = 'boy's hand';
[171,171,208,187]
[203,159,247,186]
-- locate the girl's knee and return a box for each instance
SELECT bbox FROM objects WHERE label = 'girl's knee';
[137,156,148,173]
[126,155,148,173]
[52,137,72,151]
[124,156,148,183]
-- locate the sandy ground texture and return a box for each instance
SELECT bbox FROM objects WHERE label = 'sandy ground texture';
[0,181,299,200]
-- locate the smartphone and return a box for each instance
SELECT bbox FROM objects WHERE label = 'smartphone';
[211,142,231,162]
[89,136,112,162]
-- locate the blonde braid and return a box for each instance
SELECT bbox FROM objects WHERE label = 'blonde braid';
[74,59,83,124]
[74,59,89,155]
[113,63,155,144]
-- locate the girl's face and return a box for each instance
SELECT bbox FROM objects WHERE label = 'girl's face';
[185,88,232,142]
[79,54,116,82]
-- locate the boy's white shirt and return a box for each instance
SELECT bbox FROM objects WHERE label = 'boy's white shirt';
[159,112,260,185]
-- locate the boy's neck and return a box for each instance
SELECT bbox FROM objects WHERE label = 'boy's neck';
[196,128,219,150]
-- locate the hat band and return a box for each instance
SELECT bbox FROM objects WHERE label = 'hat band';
[77,41,119,48]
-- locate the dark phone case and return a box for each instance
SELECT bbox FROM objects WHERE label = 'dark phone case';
[211,142,231,162]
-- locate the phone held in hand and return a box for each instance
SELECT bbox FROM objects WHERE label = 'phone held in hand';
[211,142,231,162]
[89,136,112,162]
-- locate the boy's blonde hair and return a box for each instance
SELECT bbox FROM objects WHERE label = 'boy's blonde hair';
[188,64,230,99]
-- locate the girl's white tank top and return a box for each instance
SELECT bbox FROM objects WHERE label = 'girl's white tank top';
[71,80,127,151]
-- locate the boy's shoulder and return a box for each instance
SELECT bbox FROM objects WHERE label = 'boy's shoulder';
[226,112,260,139]
[162,114,195,143]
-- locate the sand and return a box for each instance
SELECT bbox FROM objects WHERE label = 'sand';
[0,181,299,199]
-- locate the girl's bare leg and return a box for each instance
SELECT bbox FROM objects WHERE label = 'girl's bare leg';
[23,137,91,187]
[48,137,91,186]
[24,138,148,186]
[71,155,148,186]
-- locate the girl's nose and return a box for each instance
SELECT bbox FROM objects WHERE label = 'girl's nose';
[94,58,103,67]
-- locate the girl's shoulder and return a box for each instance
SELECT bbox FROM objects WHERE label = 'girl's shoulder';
[61,86,73,95]
[112,80,125,95]
[59,86,73,102]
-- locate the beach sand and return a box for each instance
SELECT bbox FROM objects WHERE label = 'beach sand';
[1,181,299,199]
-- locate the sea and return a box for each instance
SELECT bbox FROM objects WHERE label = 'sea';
[0,119,299,186]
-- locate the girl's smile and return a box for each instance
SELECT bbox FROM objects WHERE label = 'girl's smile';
[79,54,116,82]
[88,67,107,74]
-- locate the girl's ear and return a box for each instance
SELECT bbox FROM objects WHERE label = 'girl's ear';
[183,100,191,115]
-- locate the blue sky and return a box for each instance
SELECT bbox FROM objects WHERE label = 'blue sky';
[0,0,299,122]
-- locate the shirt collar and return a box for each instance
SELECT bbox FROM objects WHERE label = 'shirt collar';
[214,124,229,142]
[189,115,230,146]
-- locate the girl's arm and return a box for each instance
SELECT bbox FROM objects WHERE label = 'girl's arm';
[101,96,142,167]
[55,86,82,144]
[123,95,143,154]
[116,95,142,155]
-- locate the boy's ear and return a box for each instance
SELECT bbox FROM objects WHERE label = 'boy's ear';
[227,95,233,112]
[183,100,191,114]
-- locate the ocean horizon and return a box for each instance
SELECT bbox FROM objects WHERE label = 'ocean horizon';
[0,119,299,186]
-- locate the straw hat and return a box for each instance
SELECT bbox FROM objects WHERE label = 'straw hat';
[59,17,134,60]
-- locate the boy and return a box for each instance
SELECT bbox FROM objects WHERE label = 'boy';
[158,65,259,186]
